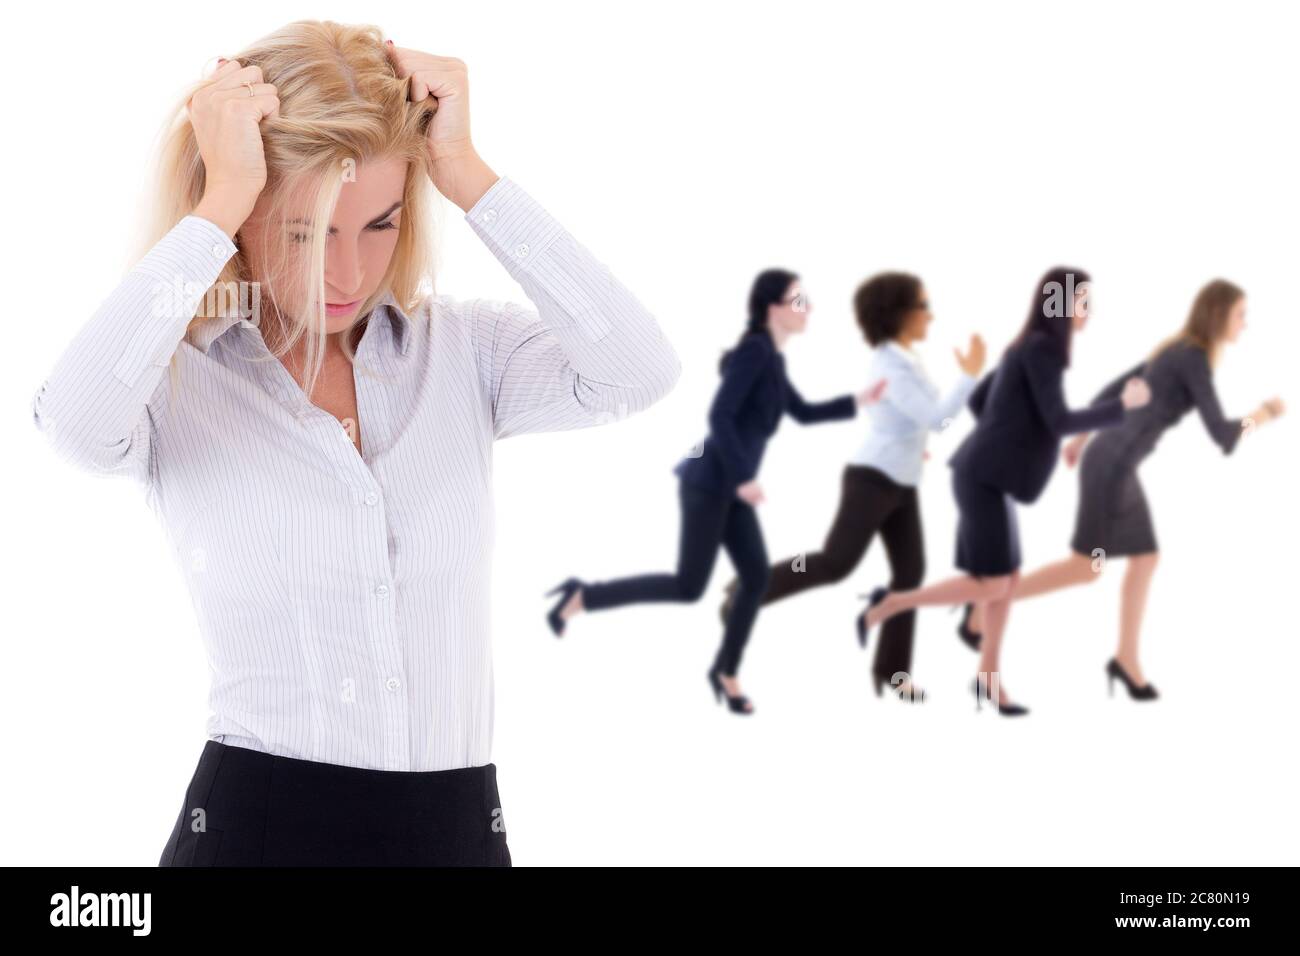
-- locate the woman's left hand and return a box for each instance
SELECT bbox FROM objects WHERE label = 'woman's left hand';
[1062,433,1089,467]
[385,41,498,211]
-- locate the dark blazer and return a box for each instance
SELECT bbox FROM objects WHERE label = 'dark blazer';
[1086,340,1242,466]
[675,332,857,494]
[948,330,1127,504]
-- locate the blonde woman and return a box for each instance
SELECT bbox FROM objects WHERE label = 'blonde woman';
[960,280,1284,699]
[31,21,681,866]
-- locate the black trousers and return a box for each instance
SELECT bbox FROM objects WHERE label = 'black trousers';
[758,465,924,681]
[582,479,769,676]
[159,739,512,866]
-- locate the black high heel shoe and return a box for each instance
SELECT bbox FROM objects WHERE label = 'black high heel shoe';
[1106,658,1159,701]
[856,587,888,649]
[544,578,584,637]
[874,674,927,703]
[954,602,981,651]
[708,668,754,715]
[971,676,1029,717]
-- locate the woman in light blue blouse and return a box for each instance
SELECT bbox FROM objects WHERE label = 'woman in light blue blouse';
[721,272,985,701]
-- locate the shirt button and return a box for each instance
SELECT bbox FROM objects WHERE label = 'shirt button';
[211,243,227,259]
[364,491,379,506]
[481,208,498,224]
[385,677,400,692]
[375,583,390,597]
[515,243,530,258]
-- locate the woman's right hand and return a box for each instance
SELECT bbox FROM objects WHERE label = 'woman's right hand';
[736,480,765,506]
[1250,396,1286,426]
[954,333,987,377]
[189,58,281,239]
[1121,377,1151,409]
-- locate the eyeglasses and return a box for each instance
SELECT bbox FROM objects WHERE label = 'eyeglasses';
[779,293,810,311]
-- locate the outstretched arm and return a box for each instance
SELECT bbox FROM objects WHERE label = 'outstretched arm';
[1090,360,1147,406]
[783,377,857,424]
[1180,347,1244,454]
[1023,337,1126,436]
[884,363,978,431]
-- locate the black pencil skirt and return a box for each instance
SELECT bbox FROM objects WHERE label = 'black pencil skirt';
[159,739,512,867]
[951,465,1022,577]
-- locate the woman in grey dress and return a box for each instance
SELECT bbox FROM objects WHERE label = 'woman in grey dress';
[962,280,1284,698]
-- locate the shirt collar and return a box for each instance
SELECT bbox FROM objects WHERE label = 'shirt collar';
[882,339,919,365]
[188,312,248,354]
[187,290,413,357]
[377,290,415,357]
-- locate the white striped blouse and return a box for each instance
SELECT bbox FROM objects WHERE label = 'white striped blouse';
[32,175,682,772]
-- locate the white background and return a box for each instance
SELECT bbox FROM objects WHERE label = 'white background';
[3,0,1297,865]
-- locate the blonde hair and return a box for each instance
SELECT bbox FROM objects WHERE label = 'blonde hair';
[1147,279,1244,371]
[144,20,440,398]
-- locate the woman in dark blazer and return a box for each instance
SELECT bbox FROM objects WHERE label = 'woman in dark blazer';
[544,269,883,714]
[962,279,1284,699]
[857,267,1150,715]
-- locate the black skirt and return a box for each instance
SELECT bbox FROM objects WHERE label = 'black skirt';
[1070,443,1158,557]
[951,465,1022,576]
[159,739,512,867]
